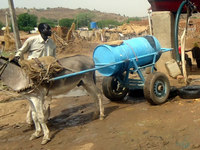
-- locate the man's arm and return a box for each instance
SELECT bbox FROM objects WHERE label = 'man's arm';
[185,49,192,52]
[15,38,32,57]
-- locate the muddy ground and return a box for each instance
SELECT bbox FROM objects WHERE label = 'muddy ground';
[1,68,200,150]
[1,33,200,149]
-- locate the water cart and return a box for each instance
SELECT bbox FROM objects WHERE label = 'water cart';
[93,35,172,105]
[51,35,172,105]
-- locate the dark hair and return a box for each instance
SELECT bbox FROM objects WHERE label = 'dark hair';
[38,23,51,33]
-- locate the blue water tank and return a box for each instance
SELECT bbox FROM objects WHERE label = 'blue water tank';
[93,35,162,76]
[90,22,97,29]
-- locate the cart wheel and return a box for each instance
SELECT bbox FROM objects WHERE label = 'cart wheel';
[144,72,170,105]
[102,76,128,101]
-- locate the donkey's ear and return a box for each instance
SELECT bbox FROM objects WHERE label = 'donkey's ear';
[0,55,9,61]
[9,55,21,66]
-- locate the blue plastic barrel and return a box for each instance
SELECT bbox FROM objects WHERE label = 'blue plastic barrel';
[90,22,97,29]
[93,35,162,76]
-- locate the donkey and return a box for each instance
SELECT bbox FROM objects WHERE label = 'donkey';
[0,55,105,144]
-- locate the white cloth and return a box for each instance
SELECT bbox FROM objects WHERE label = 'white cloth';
[16,34,56,60]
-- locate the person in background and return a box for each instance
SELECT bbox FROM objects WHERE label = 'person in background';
[191,43,200,68]
[13,23,56,125]
[179,46,192,71]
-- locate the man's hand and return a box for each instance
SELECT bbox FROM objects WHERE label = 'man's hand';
[12,56,20,63]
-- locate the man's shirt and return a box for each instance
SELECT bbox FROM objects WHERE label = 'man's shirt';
[16,34,56,60]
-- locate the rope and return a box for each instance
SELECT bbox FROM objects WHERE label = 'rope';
[124,42,138,61]
[0,61,9,77]
[27,60,52,94]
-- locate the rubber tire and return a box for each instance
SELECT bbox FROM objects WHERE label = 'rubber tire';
[143,72,170,105]
[102,76,128,101]
[168,86,178,100]
[178,85,200,99]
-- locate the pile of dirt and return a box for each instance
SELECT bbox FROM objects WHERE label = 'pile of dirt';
[51,22,149,57]
[56,38,100,58]
[114,23,148,35]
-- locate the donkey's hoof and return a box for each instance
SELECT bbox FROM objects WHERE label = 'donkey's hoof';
[29,134,40,141]
[92,111,100,120]
[26,119,34,126]
[41,138,50,145]
[99,115,105,120]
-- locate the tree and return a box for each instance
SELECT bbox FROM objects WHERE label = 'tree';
[59,18,74,28]
[126,17,141,23]
[97,20,122,29]
[75,12,95,28]
[39,17,57,27]
[17,13,37,32]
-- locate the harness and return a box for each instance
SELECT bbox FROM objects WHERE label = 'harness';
[26,58,53,94]
[19,56,64,95]
[0,60,9,77]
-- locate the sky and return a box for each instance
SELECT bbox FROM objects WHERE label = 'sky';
[0,0,151,17]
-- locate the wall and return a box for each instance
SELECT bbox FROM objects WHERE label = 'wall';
[151,11,175,73]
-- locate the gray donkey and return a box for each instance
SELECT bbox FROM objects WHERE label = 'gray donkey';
[0,55,105,144]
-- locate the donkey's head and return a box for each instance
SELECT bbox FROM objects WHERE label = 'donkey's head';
[0,56,31,91]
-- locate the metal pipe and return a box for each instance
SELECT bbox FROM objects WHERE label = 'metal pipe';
[50,48,172,81]
[50,60,126,81]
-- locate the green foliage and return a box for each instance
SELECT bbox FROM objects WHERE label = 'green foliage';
[1,51,14,58]
[0,21,4,29]
[97,20,122,29]
[39,17,57,27]
[17,13,37,32]
[59,18,74,28]
[126,17,141,23]
[75,12,95,28]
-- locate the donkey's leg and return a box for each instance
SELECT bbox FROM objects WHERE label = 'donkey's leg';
[26,96,51,126]
[43,96,52,122]
[28,97,42,140]
[82,79,105,120]
[26,105,34,125]
[29,110,42,140]
[29,96,50,144]
[40,120,51,145]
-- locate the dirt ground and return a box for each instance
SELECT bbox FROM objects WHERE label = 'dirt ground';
[1,52,200,150]
[1,75,200,150]
[2,25,200,150]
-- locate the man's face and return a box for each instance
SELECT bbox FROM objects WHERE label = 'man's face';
[42,24,52,37]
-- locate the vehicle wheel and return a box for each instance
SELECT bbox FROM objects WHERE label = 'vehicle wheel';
[143,72,170,105]
[178,85,200,99]
[102,76,128,101]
